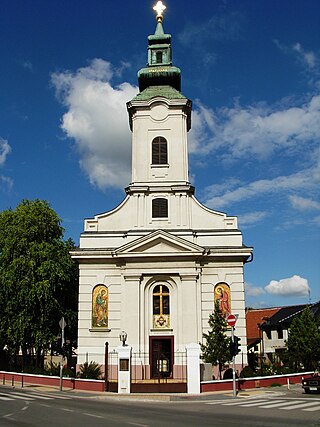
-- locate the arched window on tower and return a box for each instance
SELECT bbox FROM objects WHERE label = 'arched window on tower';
[153,284,170,328]
[152,136,167,165]
[156,51,163,64]
[152,198,168,218]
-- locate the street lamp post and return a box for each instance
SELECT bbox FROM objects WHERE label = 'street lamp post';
[119,331,127,346]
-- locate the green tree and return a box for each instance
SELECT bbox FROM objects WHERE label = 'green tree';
[201,300,232,379]
[0,199,78,369]
[286,306,320,371]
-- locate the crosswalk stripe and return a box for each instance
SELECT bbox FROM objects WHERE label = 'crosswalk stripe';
[281,402,320,410]
[8,392,52,400]
[0,396,14,401]
[222,399,267,406]
[2,394,35,401]
[303,405,320,412]
[205,398,320,413]
[0,391,71,402]
[259,400,303,409]
[241,399,285,407]
[22,394,53,400]
[26,392,71,400]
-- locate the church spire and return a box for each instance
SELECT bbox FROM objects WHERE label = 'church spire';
[137,1,181,92]
[153,1,166,23]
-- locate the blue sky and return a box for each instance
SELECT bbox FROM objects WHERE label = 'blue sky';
[1,0,319,308]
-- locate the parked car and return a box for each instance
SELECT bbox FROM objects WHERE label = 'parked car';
[302,372,320,394]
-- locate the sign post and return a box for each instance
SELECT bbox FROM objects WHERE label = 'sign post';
[59,317,67,392]
[227,314,237,398]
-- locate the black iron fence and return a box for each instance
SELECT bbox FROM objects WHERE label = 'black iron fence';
[131,351,187,383]
[76,350,187,382]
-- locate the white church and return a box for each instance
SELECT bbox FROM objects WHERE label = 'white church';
[72,2,253,383]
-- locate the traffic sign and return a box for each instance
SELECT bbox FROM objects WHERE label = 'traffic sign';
[59,317,67,330]
[226,314,237,327]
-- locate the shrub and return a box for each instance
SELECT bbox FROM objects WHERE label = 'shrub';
[240,366,256,378]
[77,361,102,379]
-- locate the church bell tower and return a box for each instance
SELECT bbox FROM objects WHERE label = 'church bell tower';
[126,2,193,207]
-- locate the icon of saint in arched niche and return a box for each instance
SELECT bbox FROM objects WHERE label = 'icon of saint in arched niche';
[214,283,231,319]
[92,285,108,327]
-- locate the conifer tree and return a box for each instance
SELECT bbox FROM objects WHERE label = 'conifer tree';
[201,300,232,379]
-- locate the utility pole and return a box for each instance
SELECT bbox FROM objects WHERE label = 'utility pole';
[59,317,67,392]
[231,326,236,398]
[227,314,237,398]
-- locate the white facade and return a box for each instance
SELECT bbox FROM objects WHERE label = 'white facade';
[72,12,252,378]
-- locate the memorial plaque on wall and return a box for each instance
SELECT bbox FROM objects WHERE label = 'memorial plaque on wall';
[119,359,129,371]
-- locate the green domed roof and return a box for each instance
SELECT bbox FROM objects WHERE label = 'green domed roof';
[137,16,181,93]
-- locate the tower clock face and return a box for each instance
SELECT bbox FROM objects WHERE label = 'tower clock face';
[150,105,168,121]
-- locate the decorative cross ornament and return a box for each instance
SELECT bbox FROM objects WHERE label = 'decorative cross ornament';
[153,1,166,22]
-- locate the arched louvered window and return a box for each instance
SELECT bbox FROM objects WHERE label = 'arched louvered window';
[156,51,163,64]
[152,137,167,165]
[152,198,168,218]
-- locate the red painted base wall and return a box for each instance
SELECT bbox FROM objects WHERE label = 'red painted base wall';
[201,372,312,393]
[0,371,106,392]
[0,370,312,394]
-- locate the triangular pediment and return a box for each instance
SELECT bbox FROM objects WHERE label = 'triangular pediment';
[115,230,204,256]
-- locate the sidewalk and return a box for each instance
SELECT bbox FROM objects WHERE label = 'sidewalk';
[1,381,292,402]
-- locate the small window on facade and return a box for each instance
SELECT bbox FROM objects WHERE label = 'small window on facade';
[266,329,272,340]
[156,51,163,64]
[277,328,283,339]
[152,198,168,218]
[152,137,167,164]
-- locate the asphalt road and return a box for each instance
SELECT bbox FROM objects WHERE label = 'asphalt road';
[0,385,320,427]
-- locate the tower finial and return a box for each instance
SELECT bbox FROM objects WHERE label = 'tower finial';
[153,1,166,23]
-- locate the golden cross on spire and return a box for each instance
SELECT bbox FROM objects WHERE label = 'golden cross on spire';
[153,1,166,23]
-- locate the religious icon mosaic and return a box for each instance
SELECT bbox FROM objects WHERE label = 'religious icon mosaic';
[92,284,108,328]
[214,282,231,320]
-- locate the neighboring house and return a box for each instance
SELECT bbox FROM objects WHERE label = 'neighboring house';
[246,301,320,365]
[246,308,280,366]
[262,301,320,363]
[71,5,253,380]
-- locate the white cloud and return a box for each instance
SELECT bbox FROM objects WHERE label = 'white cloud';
[0,175,13,191]
[292,43,317,69]
[245,283,265,297]
[238,211,268,227]
[289,195,320,211]
[265,275,310,297]
[274,40,320,88]
[0,138,11,166]
[190,94,320,160]
[178,12,244,45]
[52,59,138,190]
[203,165,319,210]
[22,60,34,72]
[312,215,320,226]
